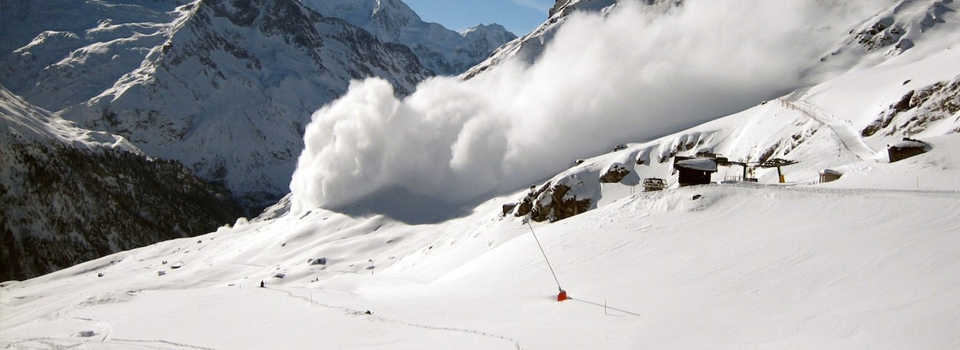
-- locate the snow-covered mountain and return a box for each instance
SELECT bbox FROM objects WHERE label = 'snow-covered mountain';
[1,0,432,210]
[300,0,517,76]
[3,0,960,348]
[1,86,242,281]
[464,0,656,79]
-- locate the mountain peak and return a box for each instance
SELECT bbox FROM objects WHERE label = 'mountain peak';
[301,0,422,28]
[372,0,421,22]
[460,23,510,37]
[301,0,516,75]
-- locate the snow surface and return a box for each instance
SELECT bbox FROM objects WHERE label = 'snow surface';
[3,139,960,348]
[675,158,717,172]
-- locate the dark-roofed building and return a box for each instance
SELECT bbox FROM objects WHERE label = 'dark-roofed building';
[674,157,718,187]
[888,138,929,163]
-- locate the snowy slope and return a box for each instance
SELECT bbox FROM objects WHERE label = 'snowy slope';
[810,0,960,83]
[0,86,140,154]
[2,137,958,349]
[301,0,518,75]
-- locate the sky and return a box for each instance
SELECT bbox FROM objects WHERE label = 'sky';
[404,0,554,35]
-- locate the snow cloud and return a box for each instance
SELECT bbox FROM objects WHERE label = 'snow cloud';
[290,0,888,215]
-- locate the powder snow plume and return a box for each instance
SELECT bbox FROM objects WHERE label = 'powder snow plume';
[290,0,888,216]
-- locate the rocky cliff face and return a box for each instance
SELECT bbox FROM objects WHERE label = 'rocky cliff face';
[862,75,960,137]
[2,0,434,211]
[301,0,517,75]
[1,86,242,281]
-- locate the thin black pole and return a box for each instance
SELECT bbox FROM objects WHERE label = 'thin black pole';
[527,221,563,291]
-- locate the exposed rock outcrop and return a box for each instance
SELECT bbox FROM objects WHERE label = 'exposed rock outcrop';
[848,0,952,56]
[862,75,960,137]
[508,173,598,223]
[599,162,631,183]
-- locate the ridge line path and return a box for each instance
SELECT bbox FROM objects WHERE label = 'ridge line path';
[269,287,525,350]
[780,98,882,161]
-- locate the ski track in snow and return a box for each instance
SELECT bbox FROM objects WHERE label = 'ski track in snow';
[107,339,219,350]
[0,337,217,350]
[268,287,525,350]
[779,99,881,160]
[713,181,960,197]
[0,310,217,350]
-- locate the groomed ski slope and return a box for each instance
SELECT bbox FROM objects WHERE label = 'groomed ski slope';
[3,135,959,349]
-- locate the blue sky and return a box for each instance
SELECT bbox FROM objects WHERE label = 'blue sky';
[404,0,554,35]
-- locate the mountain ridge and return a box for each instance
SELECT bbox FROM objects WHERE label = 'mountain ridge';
[301,0,518,75]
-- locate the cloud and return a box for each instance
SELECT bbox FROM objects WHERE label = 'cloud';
[289,0,890,217]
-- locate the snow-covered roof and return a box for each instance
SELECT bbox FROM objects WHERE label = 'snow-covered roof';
[676,158,718,172]
[889,140,927,149]
[819,168,843,176]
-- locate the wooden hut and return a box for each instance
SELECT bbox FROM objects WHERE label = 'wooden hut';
[674,157,718,187]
